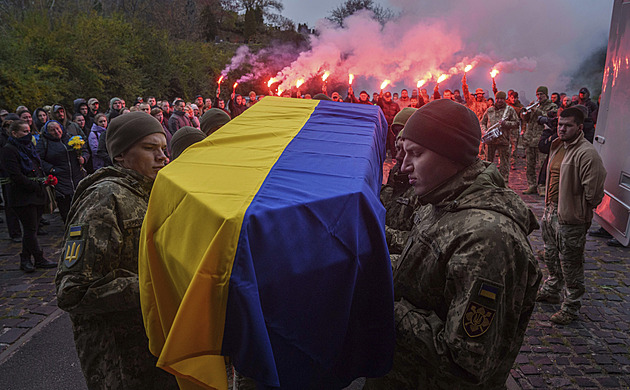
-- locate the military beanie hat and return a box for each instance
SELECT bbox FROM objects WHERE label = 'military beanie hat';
[200,108,231,136]
[171,126,206,159]
[402,99,481,166]
[106,111,165,160]
[495,91,507,100]
[392,107,418,137]
[536,86,548,96]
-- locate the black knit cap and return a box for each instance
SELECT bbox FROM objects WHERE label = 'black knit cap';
[106,112,166,159]
[401,99,481,165]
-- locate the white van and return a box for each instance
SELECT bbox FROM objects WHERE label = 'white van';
[593,0,630,246]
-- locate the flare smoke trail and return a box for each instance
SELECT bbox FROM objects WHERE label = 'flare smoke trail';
[224,0,612,100]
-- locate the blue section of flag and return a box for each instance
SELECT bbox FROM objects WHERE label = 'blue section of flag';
[222,101,393,388]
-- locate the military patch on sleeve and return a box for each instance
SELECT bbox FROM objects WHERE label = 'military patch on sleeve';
[63,240,84,268]
[68,225,83,238]
[479,283,499,301]
[463,301,496,337]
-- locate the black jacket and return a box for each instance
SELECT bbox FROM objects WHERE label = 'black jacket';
[37,130,88,197]
[0,142,46,207]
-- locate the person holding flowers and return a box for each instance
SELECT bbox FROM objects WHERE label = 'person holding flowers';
[0,120,56,272]
[37,120,88,222]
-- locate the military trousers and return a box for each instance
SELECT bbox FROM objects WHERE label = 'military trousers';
[525,146,542,187]
[510,128,520,164]
[541,203,589,315]
[486,144,510,183]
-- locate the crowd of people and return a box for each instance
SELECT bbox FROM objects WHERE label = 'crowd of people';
[0,73,612,389]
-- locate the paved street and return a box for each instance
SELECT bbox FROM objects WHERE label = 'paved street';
[1,154,629,389]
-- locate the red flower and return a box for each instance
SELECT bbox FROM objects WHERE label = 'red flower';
[45,175,58,186]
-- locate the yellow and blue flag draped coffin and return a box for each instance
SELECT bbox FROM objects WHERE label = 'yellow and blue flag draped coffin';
[139,97,395,389]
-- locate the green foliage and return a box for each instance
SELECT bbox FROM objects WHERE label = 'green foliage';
[328,0,394,27]
[0,10,235,111]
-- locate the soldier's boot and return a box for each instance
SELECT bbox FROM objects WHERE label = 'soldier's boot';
[536,290,561,304]
[550,310,578,325]
[522,185,537,194]
[34,253,57,269]
[20,255,35,273]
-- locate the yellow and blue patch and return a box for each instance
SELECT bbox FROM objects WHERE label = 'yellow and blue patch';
[69,225,83,238]
[479,283,499,301]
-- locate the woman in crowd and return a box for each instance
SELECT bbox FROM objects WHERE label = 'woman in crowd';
[16,107,36,135]
[33,108,48,132]
[37,120,88,222]
[88,113,108,171]
[151,107,172,156]
[0,120,56,272]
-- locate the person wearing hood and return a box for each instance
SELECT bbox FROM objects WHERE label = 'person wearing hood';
[1,115,26,243]
[228,92,247,118]
[106,97,122,122]
[577,87,598,124]
[51,104,71,128]
[88,113,108,171]
[365,99,541,390]
[1,120,56,272]
[55,112,177,390]
[167,99,192,135]
[33,108,49,132]
[37,120,88,222]
[74,98,93,131]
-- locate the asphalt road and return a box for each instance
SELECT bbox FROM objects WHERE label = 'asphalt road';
[0,311,87,390]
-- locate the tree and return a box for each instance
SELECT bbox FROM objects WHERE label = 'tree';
[327,0,394,27]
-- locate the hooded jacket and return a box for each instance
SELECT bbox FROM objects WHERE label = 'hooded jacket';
[375,160,541,390]
[577,88,599,123]
[37,121,88,197]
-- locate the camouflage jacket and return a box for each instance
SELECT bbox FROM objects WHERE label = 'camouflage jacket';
[522,98,557,147]
[369,160,541,390]
[55,165,178,389]
[381,164,418,236]
[462,83,489,122]
[480,104,519,146]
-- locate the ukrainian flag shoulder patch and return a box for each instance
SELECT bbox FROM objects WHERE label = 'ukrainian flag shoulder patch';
[479,283,499,301]
[69,225,83,238]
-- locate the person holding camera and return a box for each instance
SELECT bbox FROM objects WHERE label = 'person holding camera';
[521,86,557,195]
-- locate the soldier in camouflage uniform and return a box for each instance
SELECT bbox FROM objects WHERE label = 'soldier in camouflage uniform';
[521,86,557,194]
[55,112,178,389]
[365,100,541,390]
[380,108,419,268]
[507,92,524,167]
[461,74,489,122]
[481,91,519,183]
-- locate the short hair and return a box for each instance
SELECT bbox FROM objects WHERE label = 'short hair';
[444,89,452,94]
[401,89,408,93]
[72,113,84,121]
[559,106,585,125]
[139,102,150,109]
[174,99,185,107]
[10,119,29,134]
[150,107,163,116]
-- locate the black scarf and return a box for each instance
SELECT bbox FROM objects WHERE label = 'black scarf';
[8,134,41,173]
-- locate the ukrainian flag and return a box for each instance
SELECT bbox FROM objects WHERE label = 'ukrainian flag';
[139,97,394,389]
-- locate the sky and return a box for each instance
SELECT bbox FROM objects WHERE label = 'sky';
[252,0,615,101]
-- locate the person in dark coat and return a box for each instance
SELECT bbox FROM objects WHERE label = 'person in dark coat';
[37,120,88,222]
[577,87,599,124]
[1,115,23,241]
[0,120,56,272]
[228,93,248,118]
[167,99,192,135]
